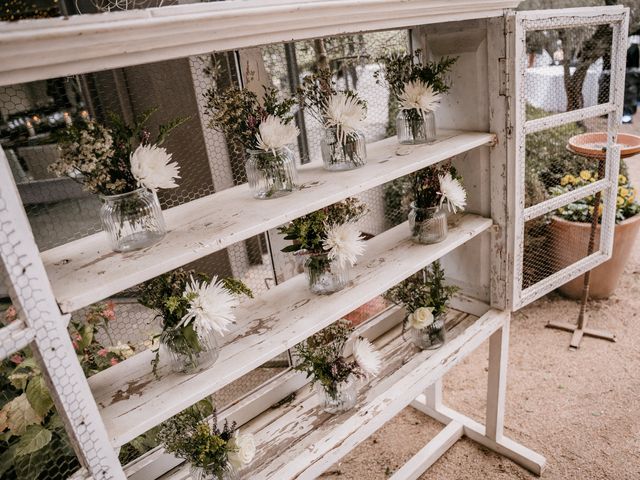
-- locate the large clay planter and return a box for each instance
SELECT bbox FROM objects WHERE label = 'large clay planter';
[549,214,640,299]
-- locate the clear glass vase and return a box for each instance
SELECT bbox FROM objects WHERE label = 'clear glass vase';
[99,188,166,252]
[245,147,297,199]
[408,314,446,350]
[190,464,238,480]
[320,128,367,171]
[302,253,349,295]
[408,203,448,244]
[160,326,219,375]
[314,375,358,414]
[396,109,436,145]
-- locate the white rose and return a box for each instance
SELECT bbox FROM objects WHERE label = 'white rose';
[227,430,256,470]
[408,307,434,330]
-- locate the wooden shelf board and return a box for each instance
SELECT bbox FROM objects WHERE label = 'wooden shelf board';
[88,213,492,447]
[243,307,508,480]
[41,130,494,313]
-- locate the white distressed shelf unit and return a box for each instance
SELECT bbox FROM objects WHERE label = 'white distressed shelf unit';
[0,2,629,480]
[41,130,494,314]
[89,214,492,447]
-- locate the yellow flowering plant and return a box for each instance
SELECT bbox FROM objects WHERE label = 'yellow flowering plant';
[550,170,639,223]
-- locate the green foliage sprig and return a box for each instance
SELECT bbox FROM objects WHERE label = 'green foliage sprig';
[157,400,236,479]
[278,198,367,255]
[375,50,458,98]
[385,261,458,316]
[293,320,365,399]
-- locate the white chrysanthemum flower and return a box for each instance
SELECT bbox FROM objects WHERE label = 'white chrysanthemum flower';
[324,92,367,146]
[107,342,135,359]
[322,222,366,268]
[398,80,441,117]
[438,172,467,213]
[227,430,256,470]
[179,276,238,336]
[353,337,381,377]
[255,115,299,154]
[130,144,180,192]
[407,306,434,330]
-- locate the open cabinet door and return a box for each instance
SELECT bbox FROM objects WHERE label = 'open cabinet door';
[511,6,629,310]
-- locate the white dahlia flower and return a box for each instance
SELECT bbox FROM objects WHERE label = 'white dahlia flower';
[179,276,238,337]
[353,337,382,377]
[255,115,299,154]
[324,92,367,146]
[130,144,180,192]
[398,80,441,117]
[438,172,467,213]
[322,222,366,268]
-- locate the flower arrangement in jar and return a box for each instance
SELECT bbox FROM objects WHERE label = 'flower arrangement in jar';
[278,198,367,295]
[49,108,187,252]
[139,268,252,375]
[205,85,299,199]
[157,399,255,480]
[384,261,458,350]
[409,162,467,244]
[298,69,368,170]
[294,319,381,414]
[376,51,457,144]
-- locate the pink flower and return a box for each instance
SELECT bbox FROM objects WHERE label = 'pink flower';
[97,348,108,357]
[10,354,23,364]
[72,341,79,350]
[102,301,116,321]
[4,306,17,324]
[110,358,119,366]
[74,333,82,341]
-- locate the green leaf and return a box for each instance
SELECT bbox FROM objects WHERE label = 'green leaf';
[14,425,52,457]
[25,377,53,418]
[281,244,301,253]
[0,443,17,476]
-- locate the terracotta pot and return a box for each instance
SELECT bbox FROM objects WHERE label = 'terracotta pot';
[549,214,640,299]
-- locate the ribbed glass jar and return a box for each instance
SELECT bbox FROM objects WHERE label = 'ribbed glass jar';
[99,188,166,252]
[190,464,238,480]
[408,314,446,350]
[320,128,367,171]
[396,109,436,145]
[314,375,358,414]
[245,147,297,199]
[160,326,219,375]
[302,253,349,295]
[408,203,448,244]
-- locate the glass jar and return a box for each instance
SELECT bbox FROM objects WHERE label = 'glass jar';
[408,203,448,244]
[190,464,238,480]
[160,325,219,375]
[320,127,367,171]
[396,109,436,145]
[245,147,297,199]
[314,375,358,414]
[302,253,349,295]
[99,188,166,252]
[408,314,446,350]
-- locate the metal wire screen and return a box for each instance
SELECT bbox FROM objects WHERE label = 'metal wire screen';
[515,11,625,307]
[0,26,411,478]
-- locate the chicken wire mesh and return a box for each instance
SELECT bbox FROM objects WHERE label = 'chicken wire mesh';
[1,27,414,477]
[517,12,625,300]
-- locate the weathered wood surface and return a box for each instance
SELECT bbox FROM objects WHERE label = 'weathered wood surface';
[0,1,522,86]
[41,130,494,314]
[244,308,507,480]
[89,214,492,447]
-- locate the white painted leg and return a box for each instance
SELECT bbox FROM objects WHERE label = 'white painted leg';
[486,314,510,441]
[423,378,443,410]
[389,421,463,480]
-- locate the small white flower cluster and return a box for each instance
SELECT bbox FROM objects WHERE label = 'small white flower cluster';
[130,144,181,193]
[438,171,467,213]
[407,306,435,330]
[323,92,367,146]
[178,276,239,337]
[227,430,256,470]
[255,115,300,154]
[398,80,441,118]
[322,222,366,268]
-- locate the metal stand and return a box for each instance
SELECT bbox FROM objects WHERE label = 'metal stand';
[546,154,616,349]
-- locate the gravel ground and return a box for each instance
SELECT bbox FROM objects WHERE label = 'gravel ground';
[321,126,640,480]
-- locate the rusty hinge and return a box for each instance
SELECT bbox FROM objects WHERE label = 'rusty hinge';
[498,57,509,97]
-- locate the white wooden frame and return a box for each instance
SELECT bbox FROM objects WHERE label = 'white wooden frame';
[510,7,628,309]
[0,2,627,479]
